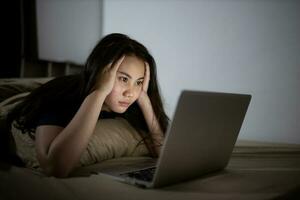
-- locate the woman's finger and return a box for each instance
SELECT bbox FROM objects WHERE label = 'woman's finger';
[102,55,125,74]
[103,62,112,73]
[111,55,125,72]
[143,62,150,91]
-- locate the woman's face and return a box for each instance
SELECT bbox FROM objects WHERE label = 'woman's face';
[103,55,145,113]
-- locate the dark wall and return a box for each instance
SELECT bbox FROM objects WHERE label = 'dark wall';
[1,0,22,78]
[1,0,37,78]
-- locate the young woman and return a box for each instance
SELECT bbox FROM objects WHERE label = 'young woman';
[7,33,169,177]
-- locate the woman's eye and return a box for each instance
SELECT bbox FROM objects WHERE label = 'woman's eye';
[136,81,143,86]
[119,77,128,82]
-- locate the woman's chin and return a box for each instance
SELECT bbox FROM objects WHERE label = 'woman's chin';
[111,106,128,114]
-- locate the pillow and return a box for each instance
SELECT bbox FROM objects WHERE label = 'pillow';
[0,92,30,118]
[0,93,35,167]
[0,92,30,145]
[80,118,149,166]
[11,117,150,170]
[11,122,39,169]
[0,78,52,103]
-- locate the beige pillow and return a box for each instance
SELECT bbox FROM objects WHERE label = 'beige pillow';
[11,117,149,169]
[0,78,52,103]
[80,117,149,166]
[11,122,39,169]
[0,92,30,118]
[0,92,30,138]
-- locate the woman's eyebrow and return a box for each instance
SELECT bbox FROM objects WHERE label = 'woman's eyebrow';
[118,71,144,80]
[118,71,132,79]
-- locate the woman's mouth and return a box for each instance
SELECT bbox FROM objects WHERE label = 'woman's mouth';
[118,101,130,107]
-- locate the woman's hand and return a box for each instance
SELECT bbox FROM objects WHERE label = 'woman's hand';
[137,62,164,156]
[137,62,150,105]
[94,56,125,95]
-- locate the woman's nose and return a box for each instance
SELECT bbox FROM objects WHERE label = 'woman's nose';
[123,87,134,98]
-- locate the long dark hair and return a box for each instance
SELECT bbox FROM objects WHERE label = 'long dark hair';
[8,33,169,140]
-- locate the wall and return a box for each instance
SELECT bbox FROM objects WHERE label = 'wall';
[36,0,102,64]
[103,0,300,144]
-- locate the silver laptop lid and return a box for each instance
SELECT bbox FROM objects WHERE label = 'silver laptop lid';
[152,90,251,188]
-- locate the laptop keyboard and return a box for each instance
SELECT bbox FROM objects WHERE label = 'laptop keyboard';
[120,167,156,182]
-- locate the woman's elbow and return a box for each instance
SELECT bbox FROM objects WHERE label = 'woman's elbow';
[42,163,72,178]
[45,166,70,178]
[38,157,72,178]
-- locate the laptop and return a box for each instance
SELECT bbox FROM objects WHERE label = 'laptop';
[100,90,251,188]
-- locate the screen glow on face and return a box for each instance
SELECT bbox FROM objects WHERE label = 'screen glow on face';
[103,55,145,113]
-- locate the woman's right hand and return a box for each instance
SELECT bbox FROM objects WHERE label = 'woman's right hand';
[94,56,125,95]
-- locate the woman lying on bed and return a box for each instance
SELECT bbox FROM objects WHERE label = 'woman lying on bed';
[7,33,169,177]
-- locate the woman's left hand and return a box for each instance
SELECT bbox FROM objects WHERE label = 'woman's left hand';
[137,62,150,105]
[137,62,164,156]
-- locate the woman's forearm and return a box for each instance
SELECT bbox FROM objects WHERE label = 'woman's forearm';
[138,94,164,155]
[45,90,106,177]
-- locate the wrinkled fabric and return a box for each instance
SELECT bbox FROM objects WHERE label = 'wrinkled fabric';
[11,118,149,170]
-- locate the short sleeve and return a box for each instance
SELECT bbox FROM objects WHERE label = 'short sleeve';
[35,104,121,128]
[36,109,72,127]
[35,101,80,128]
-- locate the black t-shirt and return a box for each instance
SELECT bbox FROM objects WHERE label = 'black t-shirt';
[35,101,121,128]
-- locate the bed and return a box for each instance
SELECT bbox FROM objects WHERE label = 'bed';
[1,78,300,200]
